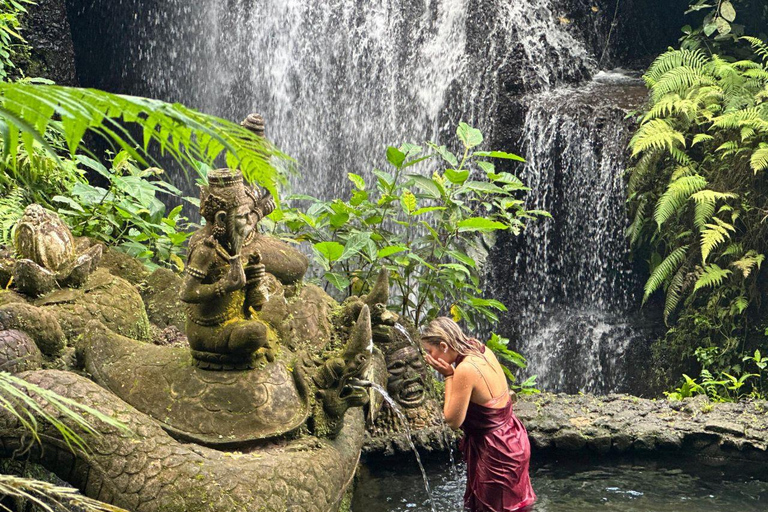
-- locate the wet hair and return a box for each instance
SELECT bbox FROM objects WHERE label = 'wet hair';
[420,317,484,358]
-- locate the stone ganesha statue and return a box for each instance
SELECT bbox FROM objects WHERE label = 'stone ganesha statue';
[180,168,276,369]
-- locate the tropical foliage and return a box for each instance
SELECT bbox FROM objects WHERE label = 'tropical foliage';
[628,36,768,398]
[274,122,549,330]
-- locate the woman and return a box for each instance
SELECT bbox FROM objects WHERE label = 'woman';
[421,317,536,512]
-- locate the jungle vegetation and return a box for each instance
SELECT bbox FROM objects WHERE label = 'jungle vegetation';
[629,0,768,401]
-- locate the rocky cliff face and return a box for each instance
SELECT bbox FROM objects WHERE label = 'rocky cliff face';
[18,0,78,85]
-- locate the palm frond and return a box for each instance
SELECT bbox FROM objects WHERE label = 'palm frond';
[0,474,128,512]
[0,83,292,200]
[0,372,131,455]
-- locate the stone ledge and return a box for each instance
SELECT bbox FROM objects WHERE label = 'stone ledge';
[515,393,768,463]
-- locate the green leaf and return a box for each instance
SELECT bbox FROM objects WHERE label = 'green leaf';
[473,150,525,162]
[477,161,495,175]
[52,195,85,213]
[428,143,459,167]
[324,272,350,292]
[447,249,477,268]
[694,264,732,292]
[457,218,508,233]
[406,174,442,198]
[444,168,469,184]
[386,146,406,168]
[341,232,372,260]
[402,189,417,214]
[330,212,349,229]
[348,173,365,190]
[720,1,736,22]
[463,180,506,195]
[314,241,344,262]
[378,245,408,258]
[412,206,446,216]
[457,122,483,148]
[440,263,471,276]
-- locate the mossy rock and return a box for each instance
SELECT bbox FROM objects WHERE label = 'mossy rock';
[35,268,150,342]
[141,267,186,330]
[248,234,308,285]
[259,281,336,351]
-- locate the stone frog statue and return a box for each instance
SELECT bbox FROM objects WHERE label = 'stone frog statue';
[180,168,277,370]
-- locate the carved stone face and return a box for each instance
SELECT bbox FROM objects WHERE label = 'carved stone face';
[386,346,427,408]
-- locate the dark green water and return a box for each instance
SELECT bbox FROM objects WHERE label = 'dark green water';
[353,456,768,511]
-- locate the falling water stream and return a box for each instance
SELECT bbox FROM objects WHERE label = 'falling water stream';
[363,381,437,512]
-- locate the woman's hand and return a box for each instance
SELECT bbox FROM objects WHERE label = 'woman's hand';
[424,353,454,377]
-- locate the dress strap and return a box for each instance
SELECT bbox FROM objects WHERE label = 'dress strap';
[466,360,498,400]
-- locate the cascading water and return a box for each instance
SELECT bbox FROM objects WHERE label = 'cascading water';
[486,73,656,394]
[69,0,663,394]
[69,0,596,198]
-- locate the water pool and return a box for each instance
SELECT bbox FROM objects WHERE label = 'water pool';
[352,456,768,511]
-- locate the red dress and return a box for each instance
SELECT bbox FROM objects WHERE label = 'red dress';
[458,352,536,512]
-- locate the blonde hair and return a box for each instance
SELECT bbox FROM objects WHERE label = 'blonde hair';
[420,317,484,358]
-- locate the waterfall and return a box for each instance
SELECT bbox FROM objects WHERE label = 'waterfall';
[69,0,657,394]
[71,0,596,197]
[486,73,654,394]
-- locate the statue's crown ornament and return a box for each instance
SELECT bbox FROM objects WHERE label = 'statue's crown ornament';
[199,169,251,222]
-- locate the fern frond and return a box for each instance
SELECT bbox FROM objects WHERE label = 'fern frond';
[627,151,660,196]
[711,108,762,129]
[644,245,689,303]
[694,264,732,292]
[692,133,714,146]
[750,144,768,172]
[690,190,737,229]
[644,49,708,87]
[742,36,768,64]
[654,174,707,227]
[630,119,686,157]
[731,251,765,278]
[0,188,25,245]
[664,265,688,325]
[701,219,734,263]
[627,196,649,247]
[722,243,745,257]
[651,66,715,101]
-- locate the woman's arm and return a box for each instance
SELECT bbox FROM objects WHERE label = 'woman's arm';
[443,365,474,429]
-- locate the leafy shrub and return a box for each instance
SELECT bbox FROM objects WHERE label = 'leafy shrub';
[274,122,549,330]
[52,152,193,271]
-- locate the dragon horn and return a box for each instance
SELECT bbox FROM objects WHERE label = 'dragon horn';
[364,267,389,307]
[344,304,373,358]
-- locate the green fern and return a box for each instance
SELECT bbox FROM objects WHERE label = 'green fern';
[750,144,768,172]
[690,189,737,229]
[644,48,708,87]
[743,36,768,64]
[664,265,688,325]
[630,119,686,157]
[654,174,707,227]
[644,245,689,303]
[693,264,732,292]
[0,187,25,245]
[700,218,735,263]
[652,66,715,101]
